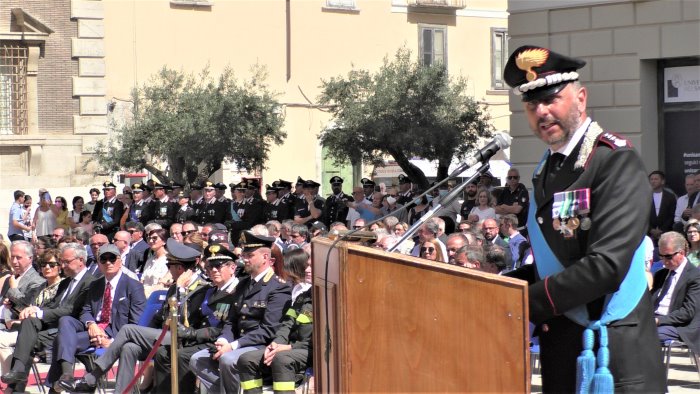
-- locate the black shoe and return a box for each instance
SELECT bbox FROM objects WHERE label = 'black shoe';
[59,377,96,393]
[0,370,27,385]
[54,373,75,393]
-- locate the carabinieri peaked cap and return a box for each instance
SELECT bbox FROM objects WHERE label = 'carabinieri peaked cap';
[504,45,586,102]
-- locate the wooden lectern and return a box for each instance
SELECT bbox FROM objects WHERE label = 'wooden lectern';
[312,237,530,392]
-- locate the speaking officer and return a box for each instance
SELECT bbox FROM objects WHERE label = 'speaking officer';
[322,176,353,227]
[504,46,665,392]
[190,231,291,394]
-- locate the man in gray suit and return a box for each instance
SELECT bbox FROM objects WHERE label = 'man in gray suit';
[3,241,46,320]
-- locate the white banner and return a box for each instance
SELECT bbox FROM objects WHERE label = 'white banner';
[664,65,700,103]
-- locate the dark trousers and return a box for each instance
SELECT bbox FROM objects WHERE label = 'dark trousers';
[8,234,25,242]
[46,316,95,385]
[657,325,681,342]
[151,343,207,394]
[237,348,311,394]
[9,317,57,392]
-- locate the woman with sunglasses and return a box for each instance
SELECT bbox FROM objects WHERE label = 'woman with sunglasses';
[0,249,62,375]
[420,240,446,263]
[141,229,172,296]
[685,220,700,267]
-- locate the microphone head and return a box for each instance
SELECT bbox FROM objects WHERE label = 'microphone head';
[494,132,512,150]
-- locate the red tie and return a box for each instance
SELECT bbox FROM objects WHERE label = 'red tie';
[98,282,112,330]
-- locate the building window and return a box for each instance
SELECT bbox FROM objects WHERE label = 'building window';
[420,26,446,67]
[326,0,355,8]
[492,29,508,90]
[0,43,28,135]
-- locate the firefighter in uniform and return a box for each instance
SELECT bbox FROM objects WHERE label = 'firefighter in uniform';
[237,287,312,394]
[322,176,353,227]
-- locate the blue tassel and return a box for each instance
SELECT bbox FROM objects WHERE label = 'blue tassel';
[592,326,614,393]
[576,328,596,393]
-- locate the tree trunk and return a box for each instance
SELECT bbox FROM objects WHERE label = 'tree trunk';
[142,163,170,184]
[387,148,430,190]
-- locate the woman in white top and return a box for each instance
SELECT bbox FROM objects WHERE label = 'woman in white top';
[32,190,59,238]
[468,189,497,224]
[141,228,172,296]
[69,196,85,224]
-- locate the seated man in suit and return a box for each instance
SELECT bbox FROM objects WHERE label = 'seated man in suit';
[1,243,95,392]
[191,231,292,394]
[60,240,206,394]
[2,241,46,319]
[45,244,146,391]
[653,231,700,358]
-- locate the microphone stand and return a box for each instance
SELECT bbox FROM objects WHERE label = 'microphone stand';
[386,162,492,252]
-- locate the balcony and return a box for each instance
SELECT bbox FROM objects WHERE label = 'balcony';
[408,0,467,13]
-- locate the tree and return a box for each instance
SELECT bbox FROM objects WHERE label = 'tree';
[318,48,493,190]
[93,65,286,185]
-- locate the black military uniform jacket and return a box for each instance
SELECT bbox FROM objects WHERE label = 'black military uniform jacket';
[151,196,178,228]
[198,198,231,225]
[278,192,297,221]
[175,205,196,224]
[229,198,266,241]
[129,200,154,225]
[91,197,124,239]
[509,121,665,392]
[496,183,530,229]
[322,193,353,227]
[294,197,324,225]
[220,269,292,348]
[274,288,313,352]
[263,199,291,222]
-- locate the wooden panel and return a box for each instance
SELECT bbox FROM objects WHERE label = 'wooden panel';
[312,238,529,393]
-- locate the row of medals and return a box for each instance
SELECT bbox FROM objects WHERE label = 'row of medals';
[552,211,592,238]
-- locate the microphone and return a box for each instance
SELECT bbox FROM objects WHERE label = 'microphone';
[326,230,378,243]
[449,133,512,177]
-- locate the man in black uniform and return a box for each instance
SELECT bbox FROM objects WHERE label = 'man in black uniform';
[151,181,178,229]
[396,174,414,206]
[91,181,124,241]
[263,184,290,222]
[361,178,375,202]
[459,180,479,220]
[189,183,204,219]
[190,231,292,393]
[294,180,324,228]
[215,182,230,204]
[495,168,529,236]
[504,45,664,392]
[229,181,266,244]
[198,181,231,226]
[168,181,184,200]
[127,183,154,225]
[176,191,196,224]
[322,176,353,227]
[275,180,296,221]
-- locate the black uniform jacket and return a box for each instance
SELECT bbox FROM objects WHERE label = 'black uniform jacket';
[508,124,665,392]
[274,288,313,352]
[220,269,292,348]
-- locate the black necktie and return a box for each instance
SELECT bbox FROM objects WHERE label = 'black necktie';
[549,153,566,171]
[655,270,676,307]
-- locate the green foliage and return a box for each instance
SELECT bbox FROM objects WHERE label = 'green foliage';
[318,47,493,188]
[93,65,286,184]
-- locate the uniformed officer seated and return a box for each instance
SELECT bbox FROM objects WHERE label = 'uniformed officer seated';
[190,230,292,394]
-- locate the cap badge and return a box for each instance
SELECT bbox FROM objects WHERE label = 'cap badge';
[516,48,550,82]
[209,245,220,254]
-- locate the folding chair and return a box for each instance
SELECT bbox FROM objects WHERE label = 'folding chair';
[661,339,700,382]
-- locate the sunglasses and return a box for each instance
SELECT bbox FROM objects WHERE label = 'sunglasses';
[99,255,118,264]
[420,247,436,254]
[659,251,680,260]
[205,262,230,270]
[126,229,140,234]
[507,176,520,180]
[41,262,59,268]
[147,236,161,243]
[182,230,197,236]
[166,262,185,268]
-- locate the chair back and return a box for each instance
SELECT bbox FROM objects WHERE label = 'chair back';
[138,290,168,327]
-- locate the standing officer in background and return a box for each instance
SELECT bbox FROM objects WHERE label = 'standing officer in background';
[322,176,353,227]
[92,181,124,241]
[504,46,665,392]
[150,181,177,229]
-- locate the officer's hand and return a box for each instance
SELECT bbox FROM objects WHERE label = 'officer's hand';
[177,323,197,340]
[263,342,292,366]
[212,340,232,360]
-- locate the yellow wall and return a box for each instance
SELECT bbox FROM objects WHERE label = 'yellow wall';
[103,0,509,187]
